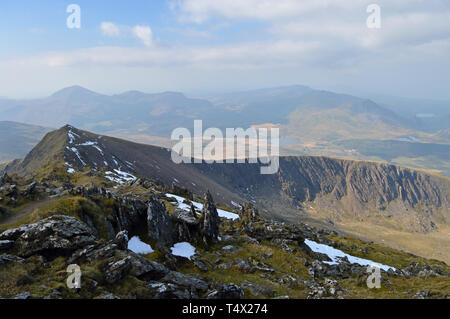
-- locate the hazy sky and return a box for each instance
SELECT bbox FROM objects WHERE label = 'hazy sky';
[0,0,449,99]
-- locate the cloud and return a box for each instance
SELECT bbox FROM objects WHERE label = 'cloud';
[100,22,121,37]
[132,25,153,47]
[173,0,449,22]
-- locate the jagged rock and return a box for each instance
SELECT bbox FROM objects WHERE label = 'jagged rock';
[147,282,193,299]
[172,209,200,243]
[1,215,96,258]
[241,280,273,297]
[239,204,260,232]
[200,191,220,244]
[104,257,132,284]
[161,271,209,293]
[128,252,169,280]
[207,284,245,299]
[147,196,174,247]
[172,209,198,225]
[0,225,31,241]
[0,254,24,265]
[0,240,14,251]
[114,230,129,250]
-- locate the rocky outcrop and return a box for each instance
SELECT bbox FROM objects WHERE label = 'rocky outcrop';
[147,196,174,247]
[200,191,220,244]
[0,215,96,257]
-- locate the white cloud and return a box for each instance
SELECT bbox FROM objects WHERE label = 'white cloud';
[100,22,121,37]
[173,0,448,22]
[132,25,153,47]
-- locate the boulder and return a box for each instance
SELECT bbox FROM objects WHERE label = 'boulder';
[114,230,129,250]
[147,281,193,299]
[2,215,97,257]
[104,257,132,284]
[161,271,209,293]
[207,284,245,299]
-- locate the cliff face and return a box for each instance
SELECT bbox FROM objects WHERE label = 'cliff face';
[196,156,449,221]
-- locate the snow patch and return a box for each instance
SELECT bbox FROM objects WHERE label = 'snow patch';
[128,236,154,254]
[304,239,396,271]
[171,242,196,260]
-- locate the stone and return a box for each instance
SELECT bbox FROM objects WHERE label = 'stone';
[104,257,132,284]
[114,230,129,250]
[147,196,174,247]
[200,191,220,244]
[207,284,245,299]
[0,254,24,265]
[161,271,209,292]
[241,281,273,297]
[2,215,96,257]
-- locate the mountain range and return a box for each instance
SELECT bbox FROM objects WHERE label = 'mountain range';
[0,85,448,176]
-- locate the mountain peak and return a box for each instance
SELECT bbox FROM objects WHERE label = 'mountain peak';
[51,86,103,99]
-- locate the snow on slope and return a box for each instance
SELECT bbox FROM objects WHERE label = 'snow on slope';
[305,239,396,271]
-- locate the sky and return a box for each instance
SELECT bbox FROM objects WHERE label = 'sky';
[0,0,449,100]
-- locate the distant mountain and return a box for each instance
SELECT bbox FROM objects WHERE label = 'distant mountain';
[1,85,448,174]
[0,85,423,137]
[0,121,52,163]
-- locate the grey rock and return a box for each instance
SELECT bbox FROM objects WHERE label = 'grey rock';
[147,196,174,247]
[200,191,220,244]
[241,280,273,297]
[104,257,132,284]
[0,254,24,265]
[147,282,194,299]
[2,215,96,257]
[114,230,129,250]
[161,271,209,292]
[207,284,244,299]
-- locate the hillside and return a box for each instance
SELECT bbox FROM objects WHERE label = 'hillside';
[0,121,52,163]
[3,125,449,263]
[0,131,449,300]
